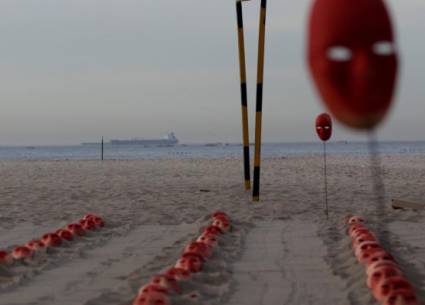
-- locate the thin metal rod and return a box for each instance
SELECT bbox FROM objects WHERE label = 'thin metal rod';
[236,0,251,190]
[367,131,390,245]
[323,141,329,218]
[367,132,386,215]
[252,0,267,202]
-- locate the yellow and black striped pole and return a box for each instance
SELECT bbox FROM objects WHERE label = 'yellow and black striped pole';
[236,0,251,190]
[253,0,267,201]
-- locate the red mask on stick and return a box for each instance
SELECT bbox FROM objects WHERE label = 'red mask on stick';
[307,0,398,129]
[315,113,332,141]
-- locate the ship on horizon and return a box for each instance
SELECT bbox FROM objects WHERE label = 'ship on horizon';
[82,133,179,146]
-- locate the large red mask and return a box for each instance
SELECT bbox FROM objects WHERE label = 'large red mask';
[307,0,398,129]
[315,113,332,141]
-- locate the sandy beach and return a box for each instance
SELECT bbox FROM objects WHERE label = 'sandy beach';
[1,155,424,305]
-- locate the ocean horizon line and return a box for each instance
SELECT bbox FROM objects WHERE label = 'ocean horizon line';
[1,139,425,148]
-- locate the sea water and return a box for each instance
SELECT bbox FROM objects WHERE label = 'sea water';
[0,142,425,160]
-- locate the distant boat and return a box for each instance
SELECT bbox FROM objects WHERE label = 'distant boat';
[110,133,179,146]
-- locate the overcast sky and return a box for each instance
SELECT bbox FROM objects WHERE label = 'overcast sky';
[0,0,423,145]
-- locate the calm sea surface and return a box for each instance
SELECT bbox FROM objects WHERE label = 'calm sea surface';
[0,142,425,160]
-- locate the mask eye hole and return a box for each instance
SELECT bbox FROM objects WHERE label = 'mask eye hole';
[324,126,330,130]
[372,41,395,56]
[327,46,352,62]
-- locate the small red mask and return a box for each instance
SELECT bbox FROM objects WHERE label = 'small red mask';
[315,113,332,141]
[307,0,398,129]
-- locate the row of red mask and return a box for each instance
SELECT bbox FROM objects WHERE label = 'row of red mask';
[0,213,105,265]
[308,0,398,130]
[132,211,231,305]
[346,216,418,305]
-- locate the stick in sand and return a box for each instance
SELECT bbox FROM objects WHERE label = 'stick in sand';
[101,136,104,161]
[252,0,268,202]
[235,0,251,190]
[307,0,399,220]
[391,199,425,211]
[315,113,332,218]
[367,132,386,215]
[323,141,328,217]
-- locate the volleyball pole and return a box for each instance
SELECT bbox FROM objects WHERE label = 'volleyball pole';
[253,0,268,201]
[235,0,251,190]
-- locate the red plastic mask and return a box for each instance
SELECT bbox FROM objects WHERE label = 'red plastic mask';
[175,253,204,273]
[315,113,332,141]
[307,0,398,129]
